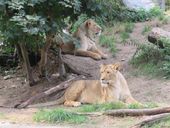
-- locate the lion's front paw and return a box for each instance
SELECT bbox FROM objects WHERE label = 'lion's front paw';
[102,54,108,59]
[73,102,81,107]
[93,54,102,60]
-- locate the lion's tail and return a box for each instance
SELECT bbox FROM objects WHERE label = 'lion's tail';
[28,96,65,108]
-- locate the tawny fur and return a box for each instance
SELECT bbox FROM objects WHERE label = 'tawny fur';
[54,64,138,107]
[61,19,107,60]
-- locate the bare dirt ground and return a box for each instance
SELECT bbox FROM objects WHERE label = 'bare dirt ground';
[0,20,170,128]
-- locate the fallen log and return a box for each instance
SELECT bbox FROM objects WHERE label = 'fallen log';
[16,76,77,109]
[131,113,170,128]
[148,27,170,48]
[104,107,170,117]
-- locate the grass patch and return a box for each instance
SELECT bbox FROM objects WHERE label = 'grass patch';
[34,109,87,124]
[142,25,151,35]
[124,22,135,33]
[120,22,134,43]
[120,32,130,43]
[130,42,170,78]
[99,34,116,55]
[33,102,159,124]
[78,102,126,112]
[78,102,158,113]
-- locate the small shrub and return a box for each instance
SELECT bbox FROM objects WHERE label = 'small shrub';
[131,43,163,64]
[161,62,170,78]
[131,38,170,78]
[124,22,135,33]
[120,32,130,43]
[34,109,87,124]
[142,25,151,35]
[99,34,116,55]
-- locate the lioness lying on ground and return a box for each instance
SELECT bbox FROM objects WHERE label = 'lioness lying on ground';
[52,63,138,107]
[61,19,107,60]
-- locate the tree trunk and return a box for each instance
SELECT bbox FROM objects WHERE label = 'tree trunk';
[148,27,170,48]
[39,34,53,77]
[58,48,67,79]
[19,43,35,86]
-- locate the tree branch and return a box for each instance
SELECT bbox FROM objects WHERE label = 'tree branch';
[16,76,77,109]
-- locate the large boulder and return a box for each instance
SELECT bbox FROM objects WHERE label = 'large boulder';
[122,0,156,11]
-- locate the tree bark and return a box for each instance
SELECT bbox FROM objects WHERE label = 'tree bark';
[58,48,67,79]
[19,43,35,86]
[131,113,170,128]
[148,27,170,48]
[39,34,53,77]
[104,107,170,117]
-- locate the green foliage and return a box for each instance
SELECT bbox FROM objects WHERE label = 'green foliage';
[71,14,88,33]
[0,0,82,54]
[113,7,163,22]
[131,38,170,78]
[99,34,116,55]
[34,109,87,124]
[132,43,163,64]
[162,62,170,78]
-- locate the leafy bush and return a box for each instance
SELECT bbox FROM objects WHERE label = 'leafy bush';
[132,43,163,64]
[99,34,116,55]
[162,62,170,78]
[132,38,170,78]
[112,7,163,22]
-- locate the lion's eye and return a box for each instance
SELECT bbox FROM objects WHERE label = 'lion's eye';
[107,71,110,74]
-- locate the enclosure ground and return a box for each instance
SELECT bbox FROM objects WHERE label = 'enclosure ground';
[0,20,170,127]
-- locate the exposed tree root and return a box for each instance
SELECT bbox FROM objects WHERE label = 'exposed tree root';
[130,113,170,128]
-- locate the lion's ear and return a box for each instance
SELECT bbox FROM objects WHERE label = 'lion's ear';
[100,64,106,69]
[85,20,91,28]
[112,63,121,71]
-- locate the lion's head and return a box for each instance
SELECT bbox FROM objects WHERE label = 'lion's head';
[81,19,102,39]
[100,63,121,87]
